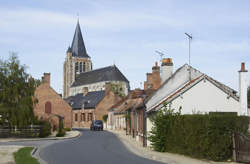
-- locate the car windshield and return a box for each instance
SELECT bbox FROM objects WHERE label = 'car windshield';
[95,120,102,124]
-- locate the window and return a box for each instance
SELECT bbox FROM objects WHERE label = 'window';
[45,101,51,114]
[83,62,86,72]
[88,113,93,121]
[75,62,79,73]
[81,113,85,122]
[75,113,78,121]
[80,62,82,73]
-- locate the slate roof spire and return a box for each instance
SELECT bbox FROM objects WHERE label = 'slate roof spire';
[71,20,89,58]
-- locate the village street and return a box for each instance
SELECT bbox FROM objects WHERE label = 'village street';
[0,129,164,164]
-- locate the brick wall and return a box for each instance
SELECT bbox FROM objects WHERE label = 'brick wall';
[34,73,72,129]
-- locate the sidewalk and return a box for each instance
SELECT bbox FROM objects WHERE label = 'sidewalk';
[0,145,24,164]
[0,130,81,143]
[108,129,239,164]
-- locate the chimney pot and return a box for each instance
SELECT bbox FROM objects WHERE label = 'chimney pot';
[83,87,88,96]
[42,73,50,86]
[241,62,245,71]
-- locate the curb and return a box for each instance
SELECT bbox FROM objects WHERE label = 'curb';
[31,131,81,164]
[0,130,81,143]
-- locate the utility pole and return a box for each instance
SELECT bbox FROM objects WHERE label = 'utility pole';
[185,33,192,81]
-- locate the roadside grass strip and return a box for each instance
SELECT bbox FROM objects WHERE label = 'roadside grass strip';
[14,147,39,164]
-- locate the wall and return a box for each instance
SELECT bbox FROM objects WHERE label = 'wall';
[72,109,94,128]
[63,53,92,98]
[95,90,122,121]
[170,79,240,114]
[34,83,72,129]
[146,65,202,111]
[69,81,129,97]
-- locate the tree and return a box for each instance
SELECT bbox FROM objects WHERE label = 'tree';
[0,53,40,127]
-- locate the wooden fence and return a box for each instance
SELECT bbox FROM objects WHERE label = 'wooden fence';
[233,132,250,163]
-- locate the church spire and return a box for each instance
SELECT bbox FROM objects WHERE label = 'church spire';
[71,20,89,58]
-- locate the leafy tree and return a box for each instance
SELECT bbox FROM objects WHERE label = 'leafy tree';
[0,53,40,128]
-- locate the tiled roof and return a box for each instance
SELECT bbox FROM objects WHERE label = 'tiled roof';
[71,65,129,87]
[109,90,145,114]
[64,91,105,110]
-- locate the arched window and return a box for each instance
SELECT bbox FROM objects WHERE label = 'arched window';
[83,62,86,72]
[80,62,82,73]
[75,62,79,74]
[45,101,52,114]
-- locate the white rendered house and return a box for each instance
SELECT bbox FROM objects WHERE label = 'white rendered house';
[146,61,249,145]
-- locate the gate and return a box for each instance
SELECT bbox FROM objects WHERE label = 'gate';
[233,132,250,163]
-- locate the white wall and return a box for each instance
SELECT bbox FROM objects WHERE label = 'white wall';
[146,65,202,112]
[170,79,240,114]
[69,81,129,96]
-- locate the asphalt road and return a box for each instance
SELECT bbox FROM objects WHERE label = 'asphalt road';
[40,129,164,164]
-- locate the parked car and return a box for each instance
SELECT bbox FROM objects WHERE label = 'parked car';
[90,120,103,131]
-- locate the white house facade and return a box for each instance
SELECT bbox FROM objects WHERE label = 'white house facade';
[145,62,249,146]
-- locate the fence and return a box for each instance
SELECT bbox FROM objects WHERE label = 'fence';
[0,125,41,138]
[233,132,250,163]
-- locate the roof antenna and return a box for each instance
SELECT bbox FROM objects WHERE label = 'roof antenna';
[185,32,193,81]
[155,50,166,63]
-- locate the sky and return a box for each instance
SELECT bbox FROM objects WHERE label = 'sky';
[0,0,250,94]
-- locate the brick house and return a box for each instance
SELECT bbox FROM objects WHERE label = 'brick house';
[34,73,72,130]
[107,61,161,146]
[65,83,122,128]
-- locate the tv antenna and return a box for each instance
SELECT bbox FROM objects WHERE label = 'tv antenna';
[155,50,166,62]
[185,32,193,81]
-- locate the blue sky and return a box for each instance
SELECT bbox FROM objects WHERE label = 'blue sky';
[0,0,250,93]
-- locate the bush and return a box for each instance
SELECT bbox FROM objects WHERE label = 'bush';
[64,127,71,131]
[39,120,51,138]
[102,114,108,123]
[56,129,66,137]
[148,107,250,161]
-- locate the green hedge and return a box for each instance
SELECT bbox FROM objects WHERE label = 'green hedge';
[148,108,250,161]
[39,120,51,138]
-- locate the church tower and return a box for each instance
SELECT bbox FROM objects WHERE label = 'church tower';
[63,21,92,98]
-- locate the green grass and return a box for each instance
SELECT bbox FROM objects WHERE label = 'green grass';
[14,147,40,164]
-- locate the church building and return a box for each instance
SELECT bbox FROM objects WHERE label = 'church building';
[63,21,130,98]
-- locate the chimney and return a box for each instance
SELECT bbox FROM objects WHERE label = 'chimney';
[42,73,50,86]
[105,82,111,95]
[239,62,248,116]
[161,58,173,84]
[152,62,160,73]
[83,87,88,96]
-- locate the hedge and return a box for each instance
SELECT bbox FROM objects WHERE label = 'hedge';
[39,120,51,138]
[148,108,250,161]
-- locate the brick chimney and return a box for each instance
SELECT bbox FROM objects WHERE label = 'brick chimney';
[105,82,111,95]
[239,62,248,116]
[83,87,88,96]
[144,62,161,91]
[42,73,50,86]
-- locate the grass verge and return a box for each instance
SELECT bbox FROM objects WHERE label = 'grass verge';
[14,147,39,164]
